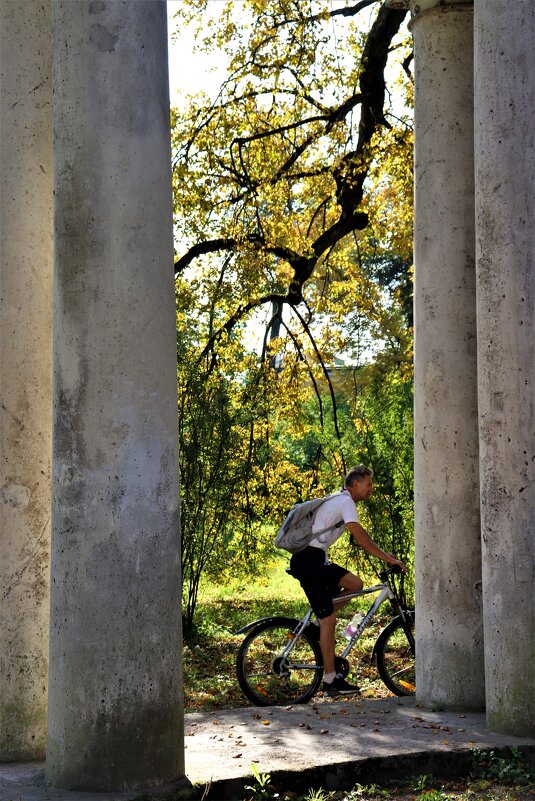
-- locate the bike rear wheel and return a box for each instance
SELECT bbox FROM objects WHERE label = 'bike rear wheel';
[236,617,323,706]
[375,612,415,696]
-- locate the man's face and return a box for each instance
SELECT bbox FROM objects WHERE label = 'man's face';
[350,475,373,501]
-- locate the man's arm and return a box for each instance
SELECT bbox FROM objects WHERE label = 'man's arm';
[346,521,406,572]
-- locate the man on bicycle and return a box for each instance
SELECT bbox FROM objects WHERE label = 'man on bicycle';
[289,465,406,695]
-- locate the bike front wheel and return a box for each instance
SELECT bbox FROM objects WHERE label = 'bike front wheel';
[375,612,415,696]
[236,617,323,706]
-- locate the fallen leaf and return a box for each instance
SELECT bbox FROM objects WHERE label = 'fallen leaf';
[233,753,242,759]
[320,729,329,734]
[261,720,271,726]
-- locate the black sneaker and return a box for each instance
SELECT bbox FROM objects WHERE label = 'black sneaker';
[322,674,360,695]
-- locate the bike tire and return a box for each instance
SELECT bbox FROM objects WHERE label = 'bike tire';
[375,612,415,696]
[236,617,323,706]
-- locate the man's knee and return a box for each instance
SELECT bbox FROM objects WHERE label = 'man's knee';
[339,572,363,592]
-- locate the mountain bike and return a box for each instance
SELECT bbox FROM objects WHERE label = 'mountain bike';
[235,565,415,706]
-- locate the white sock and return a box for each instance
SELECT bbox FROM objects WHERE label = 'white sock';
[324,671,336,684]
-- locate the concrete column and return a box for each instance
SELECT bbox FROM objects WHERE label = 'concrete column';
[474,0,535,736]
[412,1,485,709]
[47,1,183,789]
[0,1,52,761]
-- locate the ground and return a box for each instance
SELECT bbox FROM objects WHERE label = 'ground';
[186,569,534,801]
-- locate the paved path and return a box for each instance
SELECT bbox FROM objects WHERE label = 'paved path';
[2,698,534,801]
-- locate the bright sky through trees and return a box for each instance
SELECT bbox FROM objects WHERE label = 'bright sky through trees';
[167,2,289,350]
[166,1,390,108]
[165,1,410,354]
[167,2,228,106]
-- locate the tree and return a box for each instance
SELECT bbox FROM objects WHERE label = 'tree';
[172,0,412,350]
[172,0,415,621]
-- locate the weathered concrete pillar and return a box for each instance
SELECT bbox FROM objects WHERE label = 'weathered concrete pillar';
[0,0,52,761]
[474,0,535,736]
[411,0,485,709]
[47,1,183,789]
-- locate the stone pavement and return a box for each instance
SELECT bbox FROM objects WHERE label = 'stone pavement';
[2,698,534,801]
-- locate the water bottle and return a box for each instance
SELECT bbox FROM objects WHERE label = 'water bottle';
[343,611,365,640]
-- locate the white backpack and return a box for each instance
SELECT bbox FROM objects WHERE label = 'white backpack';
[274,492,345,553]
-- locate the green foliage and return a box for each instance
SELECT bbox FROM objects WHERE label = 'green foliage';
[412,775,432,792]
[417,792,449,801]
[345,783,392,799]
[471,748,534,786]
[305,365,414,605]
[244,763,274,801]
[177,345,257,632]
[304,789,336,801]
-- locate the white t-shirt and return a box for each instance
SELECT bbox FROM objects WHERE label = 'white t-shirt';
[308,490,359,552]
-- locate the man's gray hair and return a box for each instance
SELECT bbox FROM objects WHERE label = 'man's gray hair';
[344,464,373,486]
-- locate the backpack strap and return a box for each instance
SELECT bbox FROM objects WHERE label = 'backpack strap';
[309,491,346,537]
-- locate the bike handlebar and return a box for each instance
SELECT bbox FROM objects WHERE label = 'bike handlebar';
[379,564,402,581]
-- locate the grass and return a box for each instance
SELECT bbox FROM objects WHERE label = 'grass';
[183,558,394,712]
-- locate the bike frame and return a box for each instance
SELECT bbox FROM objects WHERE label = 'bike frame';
[279,580,395,668]
[337,583,394,659]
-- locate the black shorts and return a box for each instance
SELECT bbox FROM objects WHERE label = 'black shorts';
[289,546,349,619]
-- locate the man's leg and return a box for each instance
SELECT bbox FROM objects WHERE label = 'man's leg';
[320,571,363,694]
[319,612,337,675]
[338,571,364,594]
[329,571,364,614]
[319,569,364,670]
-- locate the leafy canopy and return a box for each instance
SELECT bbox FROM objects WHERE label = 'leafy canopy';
[171,0,415,623]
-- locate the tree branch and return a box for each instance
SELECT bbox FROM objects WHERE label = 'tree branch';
[196,293,289,363]
[174,238,237,275]
[291,306,346,470]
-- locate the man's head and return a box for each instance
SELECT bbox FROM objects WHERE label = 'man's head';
[344,464,373,501]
